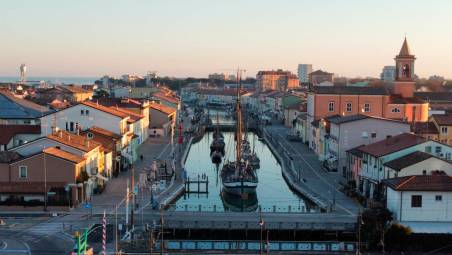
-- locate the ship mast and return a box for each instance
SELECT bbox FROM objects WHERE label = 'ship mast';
[235,69,242,174]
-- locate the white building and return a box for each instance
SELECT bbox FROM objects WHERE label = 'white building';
[380,66,396,82]
[298,64,312,83]
[384,151,452,178]
[384,175,452,227]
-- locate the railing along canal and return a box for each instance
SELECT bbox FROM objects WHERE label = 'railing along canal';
[165,204,321,213]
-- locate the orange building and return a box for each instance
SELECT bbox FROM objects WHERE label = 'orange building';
[256,70,299,92]
[307,38,429,149]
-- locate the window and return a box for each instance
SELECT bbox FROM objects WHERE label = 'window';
[328,102,335,112]
[425,146,432,153]
[411,195,422,208]
[422,170,427,175]
[65,122,69,131]
[81,110,84,115]
[371,132,377,138]
[391,108,400,113]
[70,122,74,132]
[435,195,443,201]
[346,102,352,112]
[364,103,370,112]
[19,166,27,178]
[23,120,31,124]
[446,152,451,160]
[435,146,442,153]
[86,110,90,115]
[441,127,448,134]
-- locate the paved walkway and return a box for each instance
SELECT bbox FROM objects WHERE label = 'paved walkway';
[265,125,360,216]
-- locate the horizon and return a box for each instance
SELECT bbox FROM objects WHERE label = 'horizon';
[2,0,452,79]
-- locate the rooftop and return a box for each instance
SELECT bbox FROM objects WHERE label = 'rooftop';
[0,124,41,145]
[397,37,414,57]
[153,92,180,104]
[111,107,144,122]
[413,122,439,134]
[383,175,452,192]
[414,92,452,102]
[309,70,333,76]
[149,102,177,115]
[389,94,425,104]
[81,126,121,139]
[325,114,406,125]
[312,86,389,95]
[48,130,101,152]
[357,133,426,157]
[82,101,129,119]
[432,114,452,126]
[44,147,86,164]
[383,151,444,171]
[0,90,52,119]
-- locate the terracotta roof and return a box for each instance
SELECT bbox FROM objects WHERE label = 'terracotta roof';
[112,107,144,122]
[413,122,439,135]
[44,147,86,163]
[153,92,180,104]
[0,151,23,163]
[383,151,439,171]
[357,133,426,157]
[96,97,146,108]
[47,130,101,152]
[398,37,414,57]
[432,114,452,126]
[149,103,176,115]
[347,145,365,158]
[82,101,129,118]
[82,126,121,139]
[383,175,452,192]
[312,86,389,95]
[0,125,41,144]
[326,114,406,125]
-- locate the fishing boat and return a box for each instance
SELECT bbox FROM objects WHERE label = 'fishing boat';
[221,189,258,212]
[210,113,225,154]
[221,71,258,196]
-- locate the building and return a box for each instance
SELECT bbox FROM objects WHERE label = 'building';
[0,90,52,125]
[321,115,410,178]
[351,133,452,200]
[380,66,396,82]
[414,92,452,114]
[256,70,299,92]
[431,114,452,145]
[9,130,106,199]
[33,85,93,104]
[383,151,452,178]
[383,175,452,224]
[283,103,306,128]
[149,103,177,136]
[208,73,226,80]
[0,148,87,208]
[298,64,313,83]
[0,125,41,151]
[309,70,334,86]
[412,121,439,141]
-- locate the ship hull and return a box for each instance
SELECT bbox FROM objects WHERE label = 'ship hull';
[222,181,258,196]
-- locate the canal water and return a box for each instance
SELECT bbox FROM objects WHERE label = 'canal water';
[173,130,316,213]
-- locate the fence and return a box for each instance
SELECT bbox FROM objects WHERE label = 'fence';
[165,203,320,213]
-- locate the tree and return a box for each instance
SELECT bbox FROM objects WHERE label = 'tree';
[93,89,110,98]
[384,223,412,251]
[361,207,393,250]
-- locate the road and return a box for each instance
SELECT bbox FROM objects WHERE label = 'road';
[265,125,359,216]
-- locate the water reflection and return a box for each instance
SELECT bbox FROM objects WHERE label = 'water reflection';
[221,190,258,212]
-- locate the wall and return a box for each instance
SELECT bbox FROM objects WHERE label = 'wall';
[386,157,452,178]
[399,191,452,222]
[386,188,401,221]
[314,94,386,120]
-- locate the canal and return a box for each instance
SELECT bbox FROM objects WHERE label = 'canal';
[173,128,316,213]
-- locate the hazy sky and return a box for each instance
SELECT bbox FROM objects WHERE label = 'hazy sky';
[1,0,452,78]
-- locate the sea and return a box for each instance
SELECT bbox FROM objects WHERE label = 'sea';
[0,76,99,85]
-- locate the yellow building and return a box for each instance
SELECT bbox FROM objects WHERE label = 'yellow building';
[431,114,452,145]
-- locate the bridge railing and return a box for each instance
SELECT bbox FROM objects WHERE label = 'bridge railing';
[165,203,321,213]
[155,240,358,252]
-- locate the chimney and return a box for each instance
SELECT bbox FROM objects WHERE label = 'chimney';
[385,135,392,145]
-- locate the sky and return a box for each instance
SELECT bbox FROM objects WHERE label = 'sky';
[1,0,452,79]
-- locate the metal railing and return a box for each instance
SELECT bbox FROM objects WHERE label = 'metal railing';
[165,204,320,213]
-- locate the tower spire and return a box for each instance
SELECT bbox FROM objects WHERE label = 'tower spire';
[398,36,412,57]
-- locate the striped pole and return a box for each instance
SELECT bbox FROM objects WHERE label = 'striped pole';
[102,210,107,255]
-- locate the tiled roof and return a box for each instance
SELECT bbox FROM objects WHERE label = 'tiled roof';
[357,133,426,157]
[0,151,22,163]
[83,126,121,139]
[61,85,92,94]
[0,90,52,119]
[432,114,452,126]
[113,107,144,122]
[0,125,41,144]
[414,92,452,102]
[44,147,85,163]
[149,103,177,115]
[312,86,389,95]
[383,175,452,192]
[153,92,180,104]
[347,145,365,158]
[96,97,145,108]
[413,122,439,135]
[326,114,406,125]
[82,101,129,118]
[48,130,101,152]
[383,151,438,171]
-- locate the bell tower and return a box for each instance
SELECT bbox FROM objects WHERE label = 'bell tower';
[394,37,416,98]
